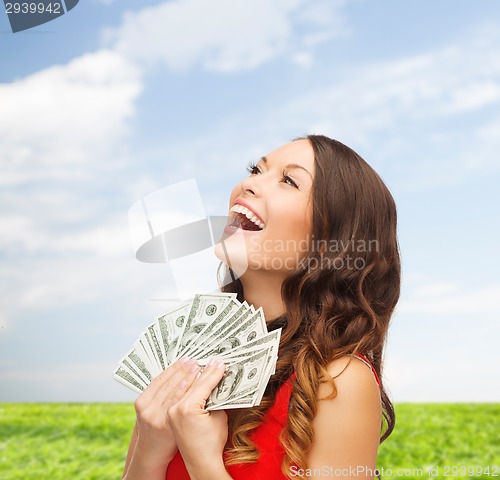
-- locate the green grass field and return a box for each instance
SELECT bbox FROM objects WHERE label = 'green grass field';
[0,403,498,479]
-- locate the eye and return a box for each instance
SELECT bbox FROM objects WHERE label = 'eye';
[281,171,299,189]
[246,161,261,175]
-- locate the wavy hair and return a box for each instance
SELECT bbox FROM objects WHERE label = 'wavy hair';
[220,135,401,477]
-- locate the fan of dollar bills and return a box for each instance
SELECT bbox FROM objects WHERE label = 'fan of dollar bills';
[113,293,281,410]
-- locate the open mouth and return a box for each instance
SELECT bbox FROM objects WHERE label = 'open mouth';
[229,204,265,231]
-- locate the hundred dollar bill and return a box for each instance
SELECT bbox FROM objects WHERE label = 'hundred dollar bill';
[210,344,273,366]
[191,304,254,357]
[208,392,256,410]
[253,340,282,405]
[155,302,191,366]
[124,348,153,384]
[197,308,267,360]
[253,355,278,406]
[119,352,150,386]
[135,333,162,377]
[175,293,236,358]
[220,328,281,358]
[182,298,245,358]
[214,341,279,407]
[215,334,280,408]
[114,293,280,408]
[218,328,281,374]
[117,360,149,389]
[113,365,145,394]
[205,348,269,410]
[214,348,276,406]
[146,323,165,370]
[143,329,161,372]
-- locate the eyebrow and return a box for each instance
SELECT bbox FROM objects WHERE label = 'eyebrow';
[260,156,313,179]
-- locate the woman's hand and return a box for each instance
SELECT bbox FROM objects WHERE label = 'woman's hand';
[125,357,201,478]
[167,358,231,479]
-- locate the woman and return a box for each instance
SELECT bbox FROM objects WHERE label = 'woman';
[123,135,401,480]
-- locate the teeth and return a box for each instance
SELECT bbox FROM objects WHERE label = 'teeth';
[230,204,265,229]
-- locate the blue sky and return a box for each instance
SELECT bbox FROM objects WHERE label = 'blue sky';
[0,0,499,402]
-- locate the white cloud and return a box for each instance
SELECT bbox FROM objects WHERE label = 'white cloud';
[0,48,149,334]
[275,42,500,138]
[291,51,314,69]
[398,282,500,316]
[384,350,500,402]
[411,282,459,297]
[383,276,500,401]
[0,212,132,257]
[0,49,142,186]
[105,0,346,72]
[0,255,127,311]
[2,5,500,402]
[443,81,500,114]
[182,27,500,191]
[0,361,136,401]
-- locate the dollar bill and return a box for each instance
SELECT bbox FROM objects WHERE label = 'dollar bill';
[113,365,145,394]
[175,293,236,358]
[252,356,276,406]
[155,302,191,366]
[218,329,281,374]
[196,308,267,360]
[135,334,162,377]
[119,351,150,386]
[146,323,165,370]
[190,305,254,357]
[124,348,153,383]
[208,392,256,410]
[205,348,269,410]
[113,293,281,410]
[181,298,245,358]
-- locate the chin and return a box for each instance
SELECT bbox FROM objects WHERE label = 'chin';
[213,238,249,281]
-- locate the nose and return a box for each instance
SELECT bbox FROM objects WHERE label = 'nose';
[240,176,258,196]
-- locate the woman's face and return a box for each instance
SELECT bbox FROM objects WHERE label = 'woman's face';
[215,139,315,276]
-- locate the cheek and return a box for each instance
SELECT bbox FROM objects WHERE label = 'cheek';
[287,207,312,259]
[228,185,240,206]
[278,205,311,240]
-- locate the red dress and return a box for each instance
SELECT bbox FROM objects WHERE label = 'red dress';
[166,354,380,479]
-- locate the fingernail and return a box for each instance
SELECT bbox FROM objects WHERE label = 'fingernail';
[180,357,190,364]
[179,380,186,390]
[186,358,196,366]
[190,363,199,373]
[209,357,218,367]
[195,371,201,379]
[218,361,226,369]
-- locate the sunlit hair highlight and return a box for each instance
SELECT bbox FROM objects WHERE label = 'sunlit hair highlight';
[220,135,401,477]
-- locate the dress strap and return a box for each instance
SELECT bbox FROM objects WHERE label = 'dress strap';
[354,353,381,388]
[289,355,380,388]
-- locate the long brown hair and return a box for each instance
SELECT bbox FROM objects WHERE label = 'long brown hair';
[221,135,401,476]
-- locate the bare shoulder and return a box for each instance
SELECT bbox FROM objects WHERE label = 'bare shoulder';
[321,355,381,402]
[306,356,382,475]
[316,355,381,426]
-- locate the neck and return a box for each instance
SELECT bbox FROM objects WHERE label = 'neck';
[239,270,286,322]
